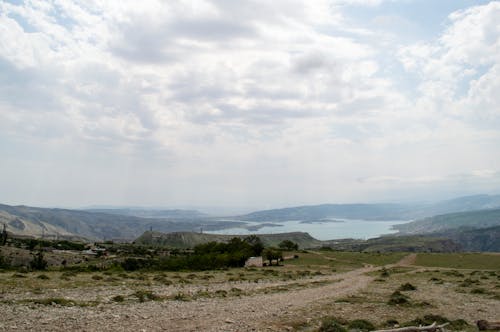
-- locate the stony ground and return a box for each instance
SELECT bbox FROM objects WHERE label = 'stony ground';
[0,254,498,331]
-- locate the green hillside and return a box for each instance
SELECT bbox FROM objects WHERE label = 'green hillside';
[134,231,323,249]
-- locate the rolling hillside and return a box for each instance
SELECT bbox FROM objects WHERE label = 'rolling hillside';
[0,204,242,241]
[236,194,500,222]
[134,231,323,249]
[393,208,500,234]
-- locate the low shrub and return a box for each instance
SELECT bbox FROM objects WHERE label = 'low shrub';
[347,319,375,331]
[388,291,409,305]
[319,317,347,332]
[133,290,160,302]
[398,283,417,291]
[111,295,125,302]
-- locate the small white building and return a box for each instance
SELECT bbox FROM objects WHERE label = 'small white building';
[245,256,263,267]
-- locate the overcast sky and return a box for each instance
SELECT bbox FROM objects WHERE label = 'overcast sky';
[1,0,500,211]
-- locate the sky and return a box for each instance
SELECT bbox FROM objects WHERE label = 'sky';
[1,0,500,211]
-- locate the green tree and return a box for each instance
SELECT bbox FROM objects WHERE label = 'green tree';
[244,235,264,256]
[263,248,283,266]
[30,251,48,270]
[1,223,7,246]
[278,240,298,251]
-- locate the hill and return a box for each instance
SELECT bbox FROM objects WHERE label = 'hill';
[0,204,243,241]
[431,225,500,252]
[236,194,500,222]
[393,208,500,234]
[134,231,323,249]
[84,208,207,219]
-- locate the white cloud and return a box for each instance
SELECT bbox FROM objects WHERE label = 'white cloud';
[0,0,499,207]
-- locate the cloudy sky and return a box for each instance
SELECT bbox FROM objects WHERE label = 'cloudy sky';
[1,0,500,211]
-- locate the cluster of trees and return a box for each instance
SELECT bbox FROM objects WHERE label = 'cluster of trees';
[121,236,265,271]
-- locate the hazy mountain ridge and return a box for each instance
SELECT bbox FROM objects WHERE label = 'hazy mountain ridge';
[0,204,242,241]
[237,194,500,222]
[84,208,207,219]
[1,194,500,242]
[393,208,500,234]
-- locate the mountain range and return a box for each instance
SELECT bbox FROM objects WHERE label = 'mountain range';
[1,194,500,243]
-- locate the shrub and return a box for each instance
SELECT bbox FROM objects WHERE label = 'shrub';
[471,288,486,294]
[111,295,125,302]
[173,292,190,301]
[348,319,375,332]
[388,291,409,305]
[398,283,417,291]
[133,290,160,302]
[319,317,347,332]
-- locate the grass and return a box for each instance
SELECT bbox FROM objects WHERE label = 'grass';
[319,251,407,266]
[415,253,500,270]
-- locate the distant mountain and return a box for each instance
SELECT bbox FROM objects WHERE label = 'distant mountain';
[393,208,500,234]
[84,208,207,219]
[134,231,323,249]
[409,194,500,219]
[237,194,500,222]
[2,194,500,242]
[0,204,242,241]
[238,203,412,221]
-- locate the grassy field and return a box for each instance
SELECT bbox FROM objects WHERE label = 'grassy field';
[415,253,500,270]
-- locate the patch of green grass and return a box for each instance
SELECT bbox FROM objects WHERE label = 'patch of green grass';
[415,253,500,270]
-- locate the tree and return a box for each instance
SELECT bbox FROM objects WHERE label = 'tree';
[263,248,283,266]
[278,240,298,251]
[244,235,264,256]
[1,223,7,246]
[30,251,48,270]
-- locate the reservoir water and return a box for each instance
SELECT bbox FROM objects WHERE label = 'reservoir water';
[206,219,411,241]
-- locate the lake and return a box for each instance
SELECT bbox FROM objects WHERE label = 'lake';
[206,219,411,241]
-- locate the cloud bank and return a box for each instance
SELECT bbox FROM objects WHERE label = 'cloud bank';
[1,0,499,208]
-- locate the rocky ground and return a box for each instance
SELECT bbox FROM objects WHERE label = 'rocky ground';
[0,254,498,331]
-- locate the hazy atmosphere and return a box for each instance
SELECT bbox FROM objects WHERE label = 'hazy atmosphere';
[1,0,500,209]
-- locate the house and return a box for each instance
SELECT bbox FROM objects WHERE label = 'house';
[245,256,263,267]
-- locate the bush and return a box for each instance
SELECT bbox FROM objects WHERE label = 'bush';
[388,291,409,305]
[29,251,48,271]
[398,283,417,291]
[348,319,375,332]
[111,295,125,302]
[133,290,160,302]
[319,317,347,332]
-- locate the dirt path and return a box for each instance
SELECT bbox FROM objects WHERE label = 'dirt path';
[396,253,417,266]
[0,266,377,332]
